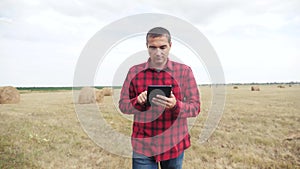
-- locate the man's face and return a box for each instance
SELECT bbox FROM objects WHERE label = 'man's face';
[147,35,172,69]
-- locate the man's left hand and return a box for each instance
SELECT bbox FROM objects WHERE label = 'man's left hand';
[152,92,176,109]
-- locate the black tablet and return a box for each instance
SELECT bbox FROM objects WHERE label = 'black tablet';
[147,85,172,106]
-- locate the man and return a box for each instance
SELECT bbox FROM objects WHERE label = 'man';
[119,27,200,169]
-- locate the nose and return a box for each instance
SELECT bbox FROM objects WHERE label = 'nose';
[154,48,163,56]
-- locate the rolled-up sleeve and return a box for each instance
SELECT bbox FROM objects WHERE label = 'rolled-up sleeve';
[119,69,146,114]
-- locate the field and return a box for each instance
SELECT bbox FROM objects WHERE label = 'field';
[0,85,299,168]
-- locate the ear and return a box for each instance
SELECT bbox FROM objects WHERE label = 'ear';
[169,41,172,47]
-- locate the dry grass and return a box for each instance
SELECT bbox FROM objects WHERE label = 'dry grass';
[0,85,299,168]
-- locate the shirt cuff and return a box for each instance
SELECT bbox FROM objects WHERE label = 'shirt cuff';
[132,98,147,111]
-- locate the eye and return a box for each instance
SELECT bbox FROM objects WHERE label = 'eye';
[160,46,167,50]
[148,46,156,50]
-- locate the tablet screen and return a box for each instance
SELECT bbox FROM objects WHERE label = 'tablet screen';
[147,85,172,106]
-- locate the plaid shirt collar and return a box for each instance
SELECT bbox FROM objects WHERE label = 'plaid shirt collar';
[143,58,173,72]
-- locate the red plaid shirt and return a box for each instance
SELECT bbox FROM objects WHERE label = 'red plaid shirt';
[119,59,200,162]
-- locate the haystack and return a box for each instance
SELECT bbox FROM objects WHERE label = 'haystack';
[233,86,238,89]
[251,86,260,91]
[78,87,104,104]
[102,87,113,96]
[95,89,104,103]
[0,86,20,104]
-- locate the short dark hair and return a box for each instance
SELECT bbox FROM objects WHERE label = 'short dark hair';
[146,27,171,44]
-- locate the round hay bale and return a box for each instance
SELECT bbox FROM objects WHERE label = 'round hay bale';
[0,86,20,104]
[277,85,285,88]
[102,87,113,96]
[95,89,104,103]
[233,86,238,89]
[78,87,105,104]
[78,87,96,104]
[251,86,260,91]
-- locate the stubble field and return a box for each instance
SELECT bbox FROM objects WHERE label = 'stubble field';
[0,85,299,169]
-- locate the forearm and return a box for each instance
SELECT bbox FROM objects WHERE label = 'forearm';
[119,96,146,114]
[172,67,201,118]
[172,98,200,118]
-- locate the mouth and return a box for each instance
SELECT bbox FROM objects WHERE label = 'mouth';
[155,57,164,62]
[155,55,164,59]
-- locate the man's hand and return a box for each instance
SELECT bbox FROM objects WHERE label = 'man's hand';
[137,91,147,105]
[152,92,176,109]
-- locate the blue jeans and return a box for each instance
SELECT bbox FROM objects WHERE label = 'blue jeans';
[132,151,184,169]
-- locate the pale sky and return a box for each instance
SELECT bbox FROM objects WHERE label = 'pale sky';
[1,0,299,87]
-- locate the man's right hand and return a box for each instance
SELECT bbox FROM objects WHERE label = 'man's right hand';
[137,91,147,105]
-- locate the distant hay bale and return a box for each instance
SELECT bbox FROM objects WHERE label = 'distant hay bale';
[0,86,20,104]
[277,85,285,88]
[233,86,239,89]
[95,89,104,103]
[78,87,96,104]
[251,86,260,91]
[102,87,113,96]
[78,87,104,104]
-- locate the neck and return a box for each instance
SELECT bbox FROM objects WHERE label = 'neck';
[150,60,167,70]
